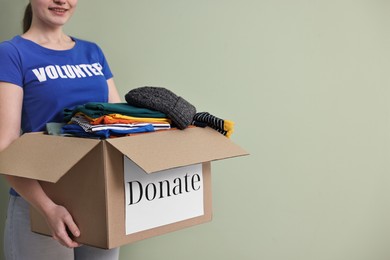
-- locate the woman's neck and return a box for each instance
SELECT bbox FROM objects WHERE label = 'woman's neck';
[22,28,75,51]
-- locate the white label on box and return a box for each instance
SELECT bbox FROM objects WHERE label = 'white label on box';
[124,156,204,235]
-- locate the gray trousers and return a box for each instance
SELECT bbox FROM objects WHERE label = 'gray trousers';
[3,196,120,260]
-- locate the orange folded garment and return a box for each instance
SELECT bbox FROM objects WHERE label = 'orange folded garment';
[89,113,172,125]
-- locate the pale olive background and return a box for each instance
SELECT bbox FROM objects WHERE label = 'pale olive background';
[1,1,390,260]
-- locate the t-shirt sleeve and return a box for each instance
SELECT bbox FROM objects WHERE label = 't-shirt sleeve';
[0,42,23,87]
[94,43,113,80]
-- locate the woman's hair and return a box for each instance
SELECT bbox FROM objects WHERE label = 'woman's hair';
[23,3,32,33]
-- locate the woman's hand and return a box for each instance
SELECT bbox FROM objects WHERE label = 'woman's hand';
[3,174,82,249]
[43,203,81,248]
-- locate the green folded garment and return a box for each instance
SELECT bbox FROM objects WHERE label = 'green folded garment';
[63,102,167,122]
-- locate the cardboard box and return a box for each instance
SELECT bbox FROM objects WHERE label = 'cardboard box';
[0,127,248,249]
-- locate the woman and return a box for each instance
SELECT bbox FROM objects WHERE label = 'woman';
[0,0,121,259]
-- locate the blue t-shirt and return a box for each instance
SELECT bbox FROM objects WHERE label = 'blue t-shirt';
[0,35,113,133]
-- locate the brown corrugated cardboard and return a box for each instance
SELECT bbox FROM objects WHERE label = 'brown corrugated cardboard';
[0,127,248,249]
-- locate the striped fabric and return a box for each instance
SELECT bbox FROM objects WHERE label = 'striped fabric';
[192,112,229,136]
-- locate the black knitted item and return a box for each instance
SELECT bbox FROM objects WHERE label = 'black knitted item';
[192,112,227,135]
[125,86,196,130]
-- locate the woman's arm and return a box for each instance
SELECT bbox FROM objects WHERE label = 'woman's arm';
[0,82,81,248]
[107,78,121,103]
[0,82,22,149]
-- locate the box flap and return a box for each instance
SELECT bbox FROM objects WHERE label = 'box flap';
[106,127,249,173]
[0,133,100,183]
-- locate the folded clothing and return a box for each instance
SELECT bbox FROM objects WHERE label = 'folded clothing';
[61,124,154,139]
[63,102,167,122]
[46,122,66,136]
[70,114,170,132]
[62,114,156,138]
[90,113,171,125]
